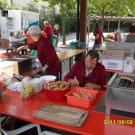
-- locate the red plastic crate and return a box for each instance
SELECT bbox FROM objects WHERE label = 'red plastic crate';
[66,87,99,108]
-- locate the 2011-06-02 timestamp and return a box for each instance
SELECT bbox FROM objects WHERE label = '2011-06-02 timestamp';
[104,119,135,125]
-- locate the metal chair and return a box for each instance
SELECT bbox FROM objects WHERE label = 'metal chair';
[1,123,42,135]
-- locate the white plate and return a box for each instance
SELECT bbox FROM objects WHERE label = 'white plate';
[40,75,56,82]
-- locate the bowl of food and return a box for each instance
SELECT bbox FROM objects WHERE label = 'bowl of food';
[43,81,70,100]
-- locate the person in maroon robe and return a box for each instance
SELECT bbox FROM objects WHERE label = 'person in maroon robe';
[17,25,60,76]
[43,21,53,37]
[93,22,103,50]
[64,50,106,90]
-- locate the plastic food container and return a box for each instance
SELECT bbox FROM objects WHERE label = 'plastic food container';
[43,81,70,101]
[40,75,56,83]
[66,87,99,108]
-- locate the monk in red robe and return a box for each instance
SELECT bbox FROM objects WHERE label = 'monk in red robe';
[42,21,53,38]
[64,50,106,90]
[17,26,60,76]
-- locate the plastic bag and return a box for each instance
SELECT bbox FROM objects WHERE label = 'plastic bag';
[68,41,79,49]
[123,56,135,73]
[7,81,23,92]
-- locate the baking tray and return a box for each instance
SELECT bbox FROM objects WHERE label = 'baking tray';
[34,103,88,127]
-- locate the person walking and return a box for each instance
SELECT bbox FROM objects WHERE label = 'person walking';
[93,22,103,50]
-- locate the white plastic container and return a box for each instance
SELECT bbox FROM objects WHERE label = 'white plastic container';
[40,75,56,83]
[32,78,43,93]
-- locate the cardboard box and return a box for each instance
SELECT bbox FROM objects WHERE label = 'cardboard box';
[0,61,18,76]
[105,42,135,58]
[101,50,125,71]
[102,57,124,71]
[102,50,125,58]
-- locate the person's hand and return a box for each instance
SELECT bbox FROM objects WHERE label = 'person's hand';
[42,67,47,73]
[85,83,101,90]
[41,65,48,73]
[68,78,79,86]
[17,45,28,52]
[85,83,93,89]
[16,46,23,52]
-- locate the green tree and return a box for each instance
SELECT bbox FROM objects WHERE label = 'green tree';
[88,0,130,29]
[0,0,8,9]
[43,0,76,45]
[126,0,135,15]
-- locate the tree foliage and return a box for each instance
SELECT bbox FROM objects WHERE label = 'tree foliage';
[34,0,135,41]
[42,0,76,44]
[88,0,134,29]
[0,0,8,9]
[45,0,76,15]
[88,0,135,16]
[126,0,135,15]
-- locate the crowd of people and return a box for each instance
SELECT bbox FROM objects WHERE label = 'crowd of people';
[6,21,135,90]
[8,21,60,49]
[7,21,135,92]
[9,21,135,91]
[15,21,106,90]
[8,31,25,49]
[105,25,135,43]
